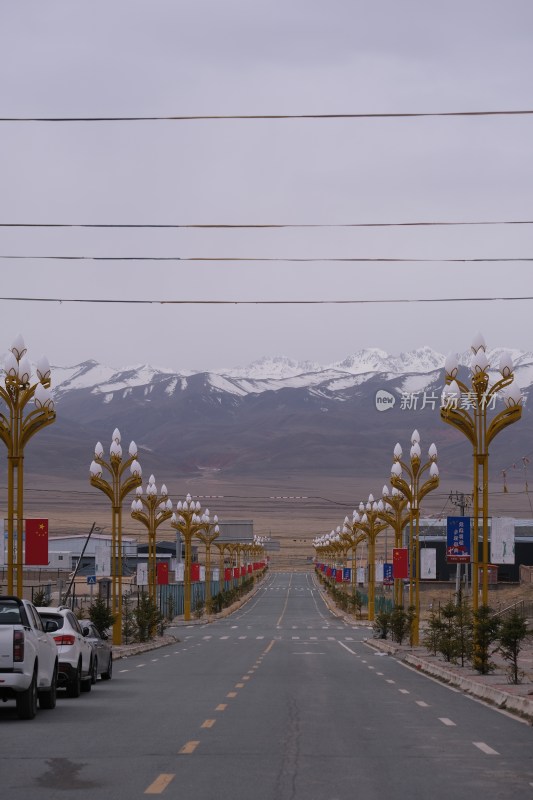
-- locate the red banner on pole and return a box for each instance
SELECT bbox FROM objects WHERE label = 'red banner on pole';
[233,567,239,579]
[224,567,232,581]
[393,548,409,579]
[156,562,169,585]
[190,563,200,582]
[25,519,48,565]
[335,569,342,583]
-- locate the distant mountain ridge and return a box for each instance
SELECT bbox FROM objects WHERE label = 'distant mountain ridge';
[13,346,533,483]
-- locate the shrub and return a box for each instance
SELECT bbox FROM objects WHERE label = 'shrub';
[497,609,530,685]
[88,596,116,638]
[471,605,500,675]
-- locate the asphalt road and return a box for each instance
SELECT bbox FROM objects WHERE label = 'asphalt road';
[2,572,533,799]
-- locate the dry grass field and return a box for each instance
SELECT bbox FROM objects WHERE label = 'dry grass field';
[20,468,533,577]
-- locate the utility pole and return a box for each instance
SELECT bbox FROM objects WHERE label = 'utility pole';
[449,491,472,601]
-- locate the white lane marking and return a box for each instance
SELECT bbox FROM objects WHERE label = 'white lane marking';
[345,637,354,641]
[439,718,456,727]
[151,658,159,662]
[231,626,238,629]
[119,669,129,673]
[399,689,410,694]
[327,637,336,641]
[368,665,375,670]
[220,636,229,640]
[377,672,384,676]
[238,636,247,640]
[137,664,145,668]
[473,742,499,755]
[337,641,358,656]
[386,679,395,684]
[416,701,429,707]
[256,636,264,639]
[291,636,300,640]
[202,636,212,640]
[293,652,326,655]
[310,636,318,640]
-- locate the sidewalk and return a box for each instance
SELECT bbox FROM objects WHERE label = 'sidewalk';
[366,636,533,724]
[318,584,533,723]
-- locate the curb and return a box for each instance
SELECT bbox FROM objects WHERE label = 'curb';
[366,638,533,723]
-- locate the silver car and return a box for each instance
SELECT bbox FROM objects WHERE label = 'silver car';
[81,621,113,682]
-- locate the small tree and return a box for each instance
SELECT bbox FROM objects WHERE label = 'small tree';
[134,591,161,642]
[373,610,391,639]
[497,609,530,685]
[438,601,461,663]
[390,606,414,645]
[122,594,137,644]
[32,587,48,607]
[424,606,446,657]
[88,596,116,637]
[471,605,500,675]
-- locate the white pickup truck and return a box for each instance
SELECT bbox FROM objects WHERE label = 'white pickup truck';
[0,595,58,719]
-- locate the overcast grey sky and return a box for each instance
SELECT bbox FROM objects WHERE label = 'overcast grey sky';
[1,1,533,372]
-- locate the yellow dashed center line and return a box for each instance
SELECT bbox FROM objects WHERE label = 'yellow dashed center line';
[216,704,227,711]
[242,676,250,681]
[235,683,245,688]
[227,691,237,698]
[145,774,175,794]
[179,741,200,754]
[201,719,216,729]
[264,640,275,654]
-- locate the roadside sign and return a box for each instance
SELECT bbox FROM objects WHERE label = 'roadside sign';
[446,516,471,563]
[86,575,97,585]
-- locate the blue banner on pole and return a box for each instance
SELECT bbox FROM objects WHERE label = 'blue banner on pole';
[446,516,471,563]
[383,563,393,585]
[343,567,351,582]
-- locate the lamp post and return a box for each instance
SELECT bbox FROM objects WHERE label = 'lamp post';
[441,335,522,608]
[377,486,410,607]
[0,335,56,595]
[130,474,173,606]
[351,497,388,622]
[170,494,209,621]
[195,512,220,613]
[340,520,366,598]
[89,429,142,644]
[390,430,439,645]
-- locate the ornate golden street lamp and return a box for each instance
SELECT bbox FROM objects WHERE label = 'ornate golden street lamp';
[170,494,209,621]
[195,511,220,612]
[131,474,173,605]
[0,335,55,595]
[89,429,142,644]
[350,497,388,622]
[390,430,439,645]
[377,486,410,607]
[441,335,522,608]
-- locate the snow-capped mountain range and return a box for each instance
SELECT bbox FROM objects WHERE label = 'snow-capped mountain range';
[8,346,533,482]
[49,346,533,402]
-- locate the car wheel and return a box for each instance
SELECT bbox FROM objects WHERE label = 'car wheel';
[66,662,82,698]
[90,657,98,685]
[17,668,38,719]
[39,663,58,710]
[80,662,92,693]
[101,655,113,681]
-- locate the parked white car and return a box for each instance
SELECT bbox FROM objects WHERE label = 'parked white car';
[37,607,94,697]
[0,596,58,719]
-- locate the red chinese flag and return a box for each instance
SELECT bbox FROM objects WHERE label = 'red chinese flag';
[156,562,169,585]
[25,519,48,565]
[393,548,409,579]
[190,563,200,582]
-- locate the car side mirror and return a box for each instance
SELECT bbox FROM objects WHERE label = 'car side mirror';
[82,626,91,637]
[44,620,59,633]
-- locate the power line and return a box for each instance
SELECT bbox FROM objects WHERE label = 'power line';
[1,294,532,306]
[1,219,532,230]
[1,254,532,263]
[1,109,533,123]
